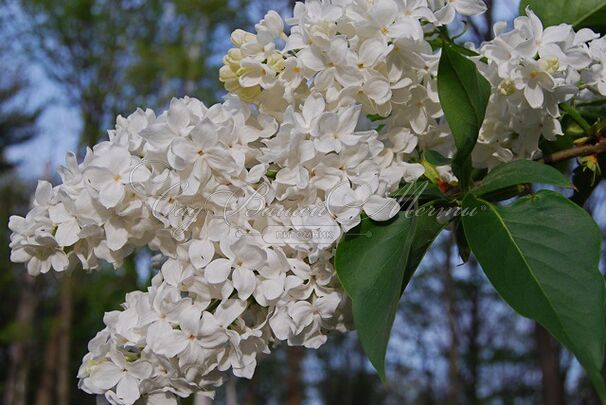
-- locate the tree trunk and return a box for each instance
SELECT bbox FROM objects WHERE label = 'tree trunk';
[3,274,37,405]
[465,269,481,405]
[443,234,460,404]
[57,275,73,405]
[226,377,238,405]
[81,107,104,150]
[286,346,304,405]
[36,319,61,405]
[535,322,565,405]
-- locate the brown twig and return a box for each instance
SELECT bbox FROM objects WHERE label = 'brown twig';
[539,139,606,164]
[402,140,606,201]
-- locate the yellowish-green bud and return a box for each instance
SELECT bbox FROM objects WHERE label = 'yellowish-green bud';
[497,79,516,96]
[267,52,286,73]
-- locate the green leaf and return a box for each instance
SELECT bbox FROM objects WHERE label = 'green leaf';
[462,191,606,399]
[367,113,389,122]
[454,219,470,263]
[438,45,490,190]
[392,180,444,201]
[560,102,593,135]
[472,160,571,197]
[520,0,606,33]
[335,213,417,379]
[423,150,451,166]
[403,207,447,291]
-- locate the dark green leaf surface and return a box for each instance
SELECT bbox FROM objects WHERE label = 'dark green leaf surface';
[335,214,417,379]
[392,180,444,201]
[424,150,451,166]
[472,160,571,197]
[454,219,470,263]
[438,45,490,190]
[403,208,446,290]
[462,191,606,399]
[520,0,606,32]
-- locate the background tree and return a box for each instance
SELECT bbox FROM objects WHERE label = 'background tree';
[0,1,260,403]
[0,32,41,405]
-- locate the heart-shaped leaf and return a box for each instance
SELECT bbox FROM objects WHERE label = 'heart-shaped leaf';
[462,191,606,399]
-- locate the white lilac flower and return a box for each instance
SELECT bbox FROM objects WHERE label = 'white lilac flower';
[87,351,152,404]
[14,1,606,403]
[471,8,602,168]
[432,0,488,25]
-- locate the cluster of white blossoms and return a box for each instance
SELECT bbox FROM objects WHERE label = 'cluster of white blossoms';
[473,9,606,168]
[219,0,494,166]
[10,95,394,403]
[10,0,606,403]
